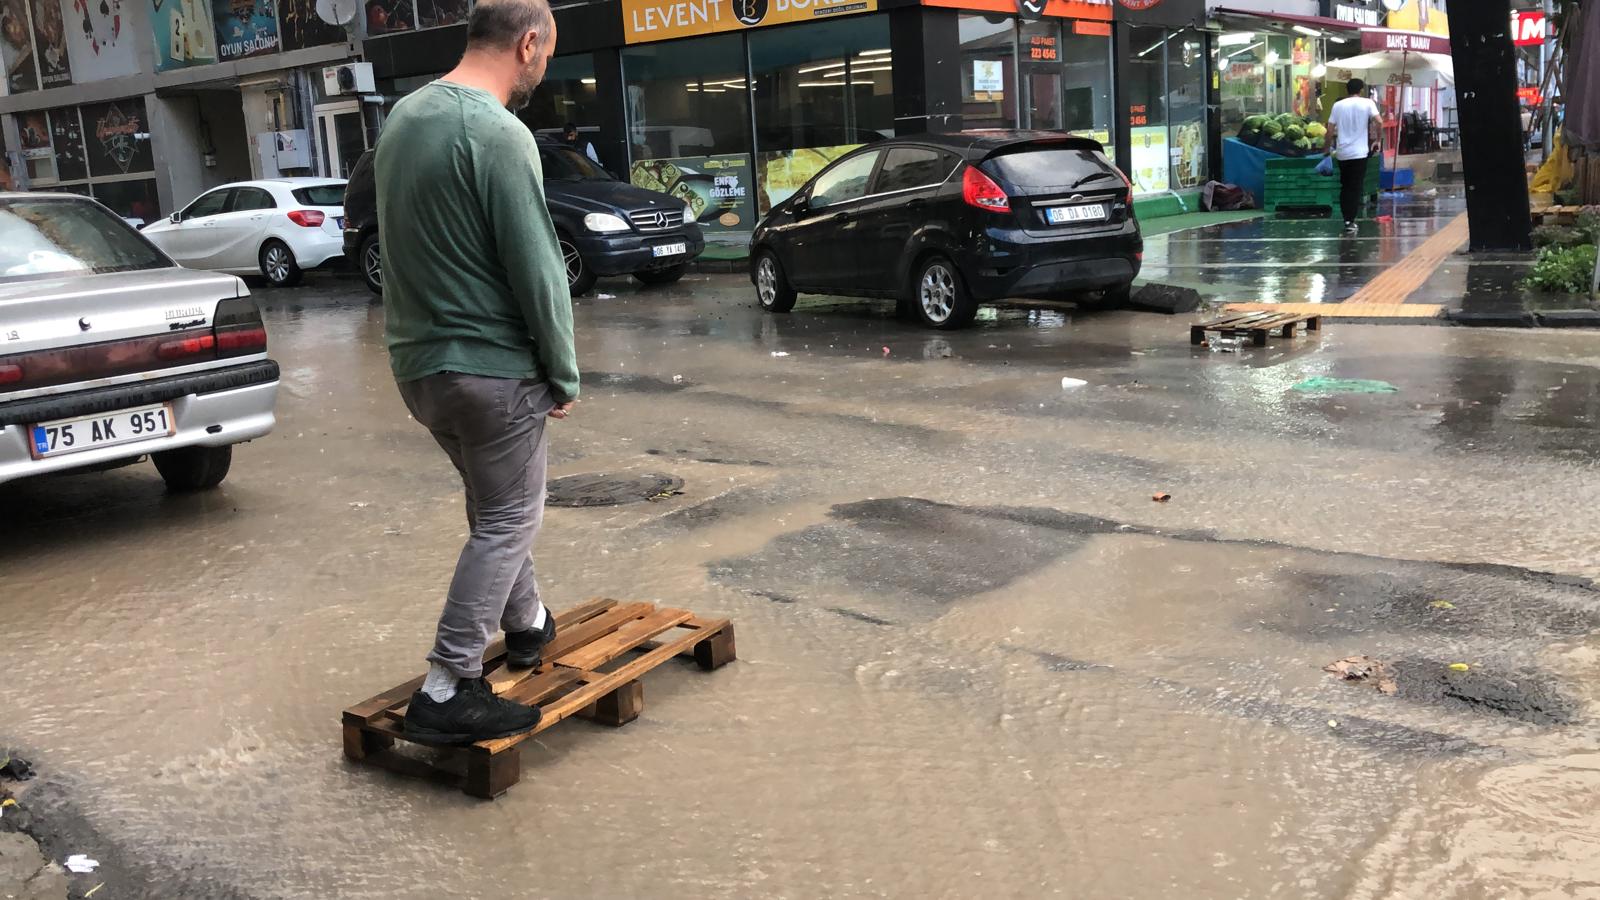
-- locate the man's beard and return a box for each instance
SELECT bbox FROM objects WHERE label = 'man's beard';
[508,66,542,111]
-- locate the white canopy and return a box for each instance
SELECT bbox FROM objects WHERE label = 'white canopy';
[1327,49,1454,87]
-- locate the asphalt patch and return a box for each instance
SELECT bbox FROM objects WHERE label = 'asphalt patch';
[1270,570,1600,640]
[1391,659,1579,726]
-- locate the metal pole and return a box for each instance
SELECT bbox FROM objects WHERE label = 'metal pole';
[1543,0,1556,159]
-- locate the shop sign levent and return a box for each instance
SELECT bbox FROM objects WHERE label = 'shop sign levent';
[624,0,878,44]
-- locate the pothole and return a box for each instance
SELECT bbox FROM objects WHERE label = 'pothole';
[546,472,684,508]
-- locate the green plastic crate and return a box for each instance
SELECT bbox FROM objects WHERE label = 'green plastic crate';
[1262,156,1381,215]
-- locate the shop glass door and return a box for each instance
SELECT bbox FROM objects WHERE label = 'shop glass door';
[315,103,367,179]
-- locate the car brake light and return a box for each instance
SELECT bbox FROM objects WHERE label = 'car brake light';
[287,209,325,227]
[0,363,21,385]
[962,166,1010,213]
[157,334,216,360]
[214,297,268,358]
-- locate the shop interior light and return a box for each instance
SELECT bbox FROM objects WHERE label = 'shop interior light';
[1327,35,1347,43]
[1312,63,1328,77]
[1217,32,1255,47]
[1139,33,1173,57]
[1265,50,1280,65]
[824,65,893,76]
[859,48,892,56]
[798,60,847,74]
[701,87,727,92]
[580,77,596,84]
[1292,25,1322,37]
[798,82,843,88]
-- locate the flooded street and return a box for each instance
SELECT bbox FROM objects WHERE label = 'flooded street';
[3,273,1600,899]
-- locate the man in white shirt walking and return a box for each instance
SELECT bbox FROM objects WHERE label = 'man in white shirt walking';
[1325,78,1383,235]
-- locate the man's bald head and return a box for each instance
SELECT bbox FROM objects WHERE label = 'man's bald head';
[468,0,554,51]
[463,0,557,110]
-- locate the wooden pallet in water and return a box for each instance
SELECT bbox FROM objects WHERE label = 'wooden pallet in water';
[342,598,735,798]
[1191,310,1321,348]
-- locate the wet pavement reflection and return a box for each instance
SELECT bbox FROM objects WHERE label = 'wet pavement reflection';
[2,273,1598,898]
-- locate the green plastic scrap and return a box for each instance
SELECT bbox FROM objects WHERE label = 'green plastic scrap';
[1290,377,1399,395]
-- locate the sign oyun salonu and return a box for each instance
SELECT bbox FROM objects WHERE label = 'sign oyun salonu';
[624,0,877,43]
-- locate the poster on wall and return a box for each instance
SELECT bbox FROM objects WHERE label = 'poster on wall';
[278,0,344,50]
[28,0,71,87]
[630,154,754,234]
[48,107,85,180]
[417,0,465,28]
[150,0,217,70]
[1129,126,1168,195]
[18,110,52,180]
[64,0,138,82]
[362,0,414,34]
[755,144,858,217]
[212,0,278,60]
[83,98,153,177]
[1,0,37,92]
[1171,121,1203,189]
[972,60,1004,93]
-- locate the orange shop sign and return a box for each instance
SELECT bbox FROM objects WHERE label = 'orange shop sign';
[624,0,879,43]
[920,0,1112,21]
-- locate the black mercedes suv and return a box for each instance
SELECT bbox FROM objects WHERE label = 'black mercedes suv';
[749,131,1142,329]
[343,140,705,296]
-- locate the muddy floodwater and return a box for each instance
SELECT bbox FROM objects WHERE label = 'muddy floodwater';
[3,275,1599,899]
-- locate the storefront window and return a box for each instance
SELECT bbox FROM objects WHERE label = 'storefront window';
[1126,25,1169,195]
[1167,28,1207,191]
[623,34,754,244]
[10,97,159,217]
[521,54,602,145]
[1060,24,1114,150]
[749,16,893,217]
[960,14,1017,130]
[1020,21,1062,130]
[92,178,162,224]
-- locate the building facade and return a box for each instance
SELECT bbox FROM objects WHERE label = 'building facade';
[0,0,366,221]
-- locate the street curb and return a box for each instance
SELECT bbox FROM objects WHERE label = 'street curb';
[1533,310,1600,328]
[1446,310,1537,328]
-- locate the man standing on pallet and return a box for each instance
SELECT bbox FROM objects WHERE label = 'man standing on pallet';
[1325,78,1383,237]
[376,0,579,746]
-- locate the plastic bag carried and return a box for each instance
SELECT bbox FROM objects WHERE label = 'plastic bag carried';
[1315,155,1336,177]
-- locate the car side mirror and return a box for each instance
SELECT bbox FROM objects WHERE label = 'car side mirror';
[170,212,183,224]
[793,195,813,214]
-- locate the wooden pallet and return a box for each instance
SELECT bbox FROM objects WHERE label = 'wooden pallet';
[342,598,735,798]
[1531,204,1586,226]
[1191,310,1321,347]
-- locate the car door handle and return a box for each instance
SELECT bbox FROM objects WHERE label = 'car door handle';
[250,215,265,221]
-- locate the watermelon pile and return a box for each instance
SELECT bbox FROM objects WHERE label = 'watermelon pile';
[1237,113,1328,158]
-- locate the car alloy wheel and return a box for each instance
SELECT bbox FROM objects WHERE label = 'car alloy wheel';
[919,262,957,324]
[363,241,382,290]
[757,256,778,307]
[263,244,294,285]
[561,237,583,288]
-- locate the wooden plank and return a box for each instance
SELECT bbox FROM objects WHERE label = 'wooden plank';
[479,620,720,753]
[496,665,585,709]
[355,749,464,790]
[485,602,652,694]
[556,607,694,671]
[343,722,393,761]
[345,675,426,723]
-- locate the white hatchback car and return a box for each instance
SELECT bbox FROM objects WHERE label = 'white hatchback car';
[142,178,346,288]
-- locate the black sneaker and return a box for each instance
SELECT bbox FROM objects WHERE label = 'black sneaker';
[402,677,541,746]
[505,613,558,669]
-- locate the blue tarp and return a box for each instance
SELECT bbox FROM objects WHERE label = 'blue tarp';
[1222,138,1272,208]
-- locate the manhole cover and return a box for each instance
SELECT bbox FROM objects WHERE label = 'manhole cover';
[546,472,684,508]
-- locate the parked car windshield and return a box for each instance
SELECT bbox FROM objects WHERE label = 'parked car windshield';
[986,147,1118,189]
[0,197,170,282]
[292,184,346,205]
[541,147,612,182]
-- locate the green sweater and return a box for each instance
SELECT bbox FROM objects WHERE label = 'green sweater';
[375,81,579,401]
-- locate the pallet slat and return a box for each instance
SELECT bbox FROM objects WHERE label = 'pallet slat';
[1192,312,1322,346]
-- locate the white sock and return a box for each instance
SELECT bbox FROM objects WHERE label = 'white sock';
[530,602,548,631]
[422,663,459,703]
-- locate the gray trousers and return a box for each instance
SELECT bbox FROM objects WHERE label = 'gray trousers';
[398,373,553,679]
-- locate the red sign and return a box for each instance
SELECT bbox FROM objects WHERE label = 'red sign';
[1116,0,1161,7]
[1129,103,1148,126]
[1360,29,1451,54]
[921,0,1112,21]
[1512,10,1547,46]
[1073,19,1111,35]
[1027,34,1059,61]
[1518,86,1543,105]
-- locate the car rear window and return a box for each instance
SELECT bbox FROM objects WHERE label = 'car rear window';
[0,198,170,282]
[986,147,1120,189]
[291,184,345,206]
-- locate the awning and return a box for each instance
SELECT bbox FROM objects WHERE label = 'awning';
[1327,49,1455,87]
[1212,8,1363,34]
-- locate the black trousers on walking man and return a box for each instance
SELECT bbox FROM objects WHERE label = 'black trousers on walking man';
[1337,156,1369,227]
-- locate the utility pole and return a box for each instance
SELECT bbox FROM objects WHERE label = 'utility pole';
[1451,0,1534,251]
[1543,0,1557,158]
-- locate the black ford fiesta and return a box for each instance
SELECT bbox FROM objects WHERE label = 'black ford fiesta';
[750,131,1143,329]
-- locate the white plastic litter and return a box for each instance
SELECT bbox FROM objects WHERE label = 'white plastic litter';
[672,375,683,383]
[1060,377,1088,389]
[770,351,790,358]
[596,293,616,299]
[65,854,100,873]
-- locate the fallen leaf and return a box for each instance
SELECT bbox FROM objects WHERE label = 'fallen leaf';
[1152,492,1172,503]
[1429,600,1456,610]
[1448,662,1471,672]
